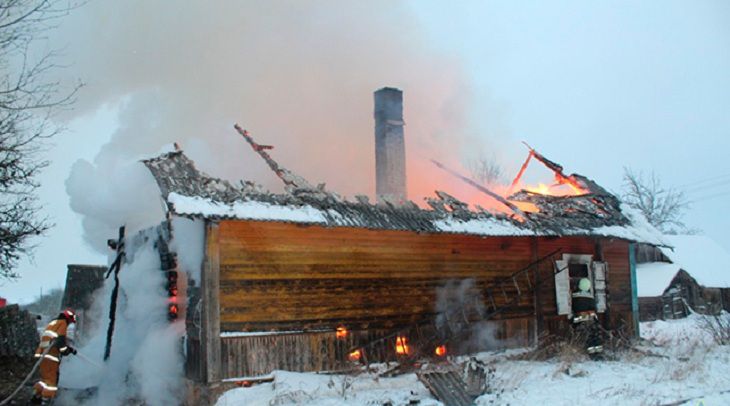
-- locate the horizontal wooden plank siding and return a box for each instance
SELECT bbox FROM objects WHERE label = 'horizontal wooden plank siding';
[218,318,534,378]
[534,237,635,337]
[601,239,635,336]
[214,221,636,354]
[217,221,535,332]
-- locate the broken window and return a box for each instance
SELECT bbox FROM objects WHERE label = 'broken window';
[554,254,608,317]
[568,263,589,278]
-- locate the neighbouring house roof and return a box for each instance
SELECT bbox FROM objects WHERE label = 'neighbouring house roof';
[637,235,730,297]
[660,235,730,289]
[637,262,683,297]
[142,150,666,245]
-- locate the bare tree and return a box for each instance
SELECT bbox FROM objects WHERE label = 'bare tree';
[0,0,81,279]
[622,168,690,233]
[468,156,504,186]
[22,286,64,316]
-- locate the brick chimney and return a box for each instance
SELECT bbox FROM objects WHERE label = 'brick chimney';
[374,87,406,202]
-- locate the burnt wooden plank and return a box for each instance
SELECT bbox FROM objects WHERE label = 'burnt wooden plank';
[202,222,222,383]
[418,370,474,406]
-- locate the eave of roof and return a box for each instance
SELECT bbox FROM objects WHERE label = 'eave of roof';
[144,151,667,245]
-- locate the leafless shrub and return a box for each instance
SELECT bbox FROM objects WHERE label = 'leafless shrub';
[327,374,357,400]
[268,389,314,406]
[621,168,690,233]
[512,329,590,363]
[21,286,63,317]
[468,156,504,186]
[650,350,705,384]
[697,313,730,345]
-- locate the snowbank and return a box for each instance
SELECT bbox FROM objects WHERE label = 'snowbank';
[215,316,730,406]
[215,370,438,406]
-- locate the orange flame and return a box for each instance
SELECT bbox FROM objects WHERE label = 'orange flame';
[336,326,348,339]
[523,179,585,197]
[348,349,361,362]
[434,345,447,357]
[395,336,410,355]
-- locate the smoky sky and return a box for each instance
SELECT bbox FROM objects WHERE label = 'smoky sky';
[50,0,512,251]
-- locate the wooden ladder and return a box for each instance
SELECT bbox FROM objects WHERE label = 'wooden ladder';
[349,248,564,374]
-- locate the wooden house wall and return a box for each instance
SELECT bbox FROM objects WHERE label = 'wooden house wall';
[638,297,665,322]
[218,318,535,378]
[200,220,637,380]
[534,237,635,337]
[670,271,724,314]
[216,220,538,333]
[601,238,636,334]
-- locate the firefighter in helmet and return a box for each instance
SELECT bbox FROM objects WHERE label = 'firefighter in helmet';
[31,309,77,405]
[571,278,603,357]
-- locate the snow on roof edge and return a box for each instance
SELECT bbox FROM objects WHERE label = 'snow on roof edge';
[168,192,665,243]
[168,192,327,224]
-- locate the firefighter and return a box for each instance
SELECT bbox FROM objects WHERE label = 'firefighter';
[571,278,603,357]
[30,309,77,405]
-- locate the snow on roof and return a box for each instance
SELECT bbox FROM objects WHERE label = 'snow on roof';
[637,234,730,297]
[659,235,730,289]
[142,151,667,244]
[585,204,668,246]
[637,262,682,297]
[169,193,327,224]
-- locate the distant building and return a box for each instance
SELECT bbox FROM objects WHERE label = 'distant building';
[62,264,107,342]
[636,235,730,321]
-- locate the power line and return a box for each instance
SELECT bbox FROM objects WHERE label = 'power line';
[681,179,730,194]
[689,190,730,203]
[676,172,730,190]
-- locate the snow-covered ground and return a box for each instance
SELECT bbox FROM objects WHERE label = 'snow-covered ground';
[216,315,730,405]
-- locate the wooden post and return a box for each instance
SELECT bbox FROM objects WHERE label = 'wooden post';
[201,221,221,383]
[628,242,640,338]
[531,237,543,344]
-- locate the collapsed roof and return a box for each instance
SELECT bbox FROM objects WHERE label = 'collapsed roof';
[141,127,665,245]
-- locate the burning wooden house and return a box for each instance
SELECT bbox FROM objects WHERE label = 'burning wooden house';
[106,88,665,401]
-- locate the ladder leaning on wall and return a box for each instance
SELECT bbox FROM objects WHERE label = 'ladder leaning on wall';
[348,248,566,375]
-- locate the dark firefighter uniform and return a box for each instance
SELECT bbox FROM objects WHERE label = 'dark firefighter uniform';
[31,309,77,404]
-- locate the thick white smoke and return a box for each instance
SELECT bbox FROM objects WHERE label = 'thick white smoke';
[58,233,184,405]
[57,217,205,405]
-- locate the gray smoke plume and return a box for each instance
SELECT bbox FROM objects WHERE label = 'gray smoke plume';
[48,1,506,251]
[435,278,510,353]
[435,278,486,334]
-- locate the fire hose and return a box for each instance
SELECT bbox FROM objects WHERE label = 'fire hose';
[0,347,102,405]
[0,345,51,406]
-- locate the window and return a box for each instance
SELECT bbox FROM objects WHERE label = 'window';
[554,254,608,316]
